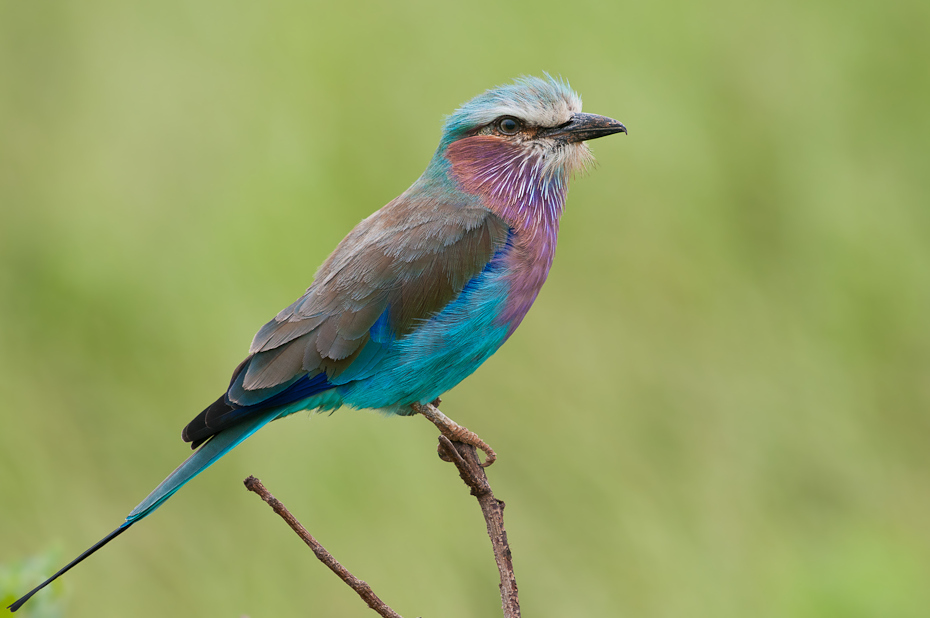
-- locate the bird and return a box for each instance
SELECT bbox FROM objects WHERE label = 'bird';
[8,74,626,612]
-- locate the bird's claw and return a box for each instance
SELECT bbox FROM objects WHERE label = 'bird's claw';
[413,402,497,467]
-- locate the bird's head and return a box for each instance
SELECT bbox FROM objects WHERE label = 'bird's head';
[432,75,626,227]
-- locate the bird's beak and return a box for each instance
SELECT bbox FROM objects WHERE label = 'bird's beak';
[538,113,627,143]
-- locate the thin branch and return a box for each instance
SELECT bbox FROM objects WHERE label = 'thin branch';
[435,435,520,618]
[244,401,520,618]
[243,476,403,618]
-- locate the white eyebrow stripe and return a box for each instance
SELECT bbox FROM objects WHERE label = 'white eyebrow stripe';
[461,98,580,129]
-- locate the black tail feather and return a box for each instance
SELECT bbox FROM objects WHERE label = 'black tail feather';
[182,356,251,449]
[8,524,132,612]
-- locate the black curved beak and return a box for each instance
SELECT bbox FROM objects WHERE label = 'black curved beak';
[538,113,627,143]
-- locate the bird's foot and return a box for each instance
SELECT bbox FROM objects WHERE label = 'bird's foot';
[412,402,497,467]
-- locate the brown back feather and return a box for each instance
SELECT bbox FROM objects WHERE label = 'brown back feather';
[233,192,508,403]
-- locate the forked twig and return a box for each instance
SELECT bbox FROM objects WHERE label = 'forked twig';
[413,402,497,466]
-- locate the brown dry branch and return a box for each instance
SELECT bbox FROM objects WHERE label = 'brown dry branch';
[434,434,520,618]
[243,476,403,618]
[243,401,520,618]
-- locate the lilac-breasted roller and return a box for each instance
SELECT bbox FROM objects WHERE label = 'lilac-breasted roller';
[9,75,625,612]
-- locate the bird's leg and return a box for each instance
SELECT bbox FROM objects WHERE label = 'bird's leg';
[412,401,497,467]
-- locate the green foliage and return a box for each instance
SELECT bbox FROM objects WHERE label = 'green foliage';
[1,554,65,618]
[1,0,928,616]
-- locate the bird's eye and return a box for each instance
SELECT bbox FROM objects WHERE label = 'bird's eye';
[497,117,521,135]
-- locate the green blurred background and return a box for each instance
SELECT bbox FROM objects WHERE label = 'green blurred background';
[2,0,928,616]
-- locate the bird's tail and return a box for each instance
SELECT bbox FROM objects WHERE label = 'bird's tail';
[7,409,279,613]
[124,409,278,523]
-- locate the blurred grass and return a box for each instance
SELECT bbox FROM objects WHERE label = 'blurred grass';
[1,554,65,618]
[1,0,928,616]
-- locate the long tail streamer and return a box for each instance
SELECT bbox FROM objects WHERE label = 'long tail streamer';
[8,410,278,612]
